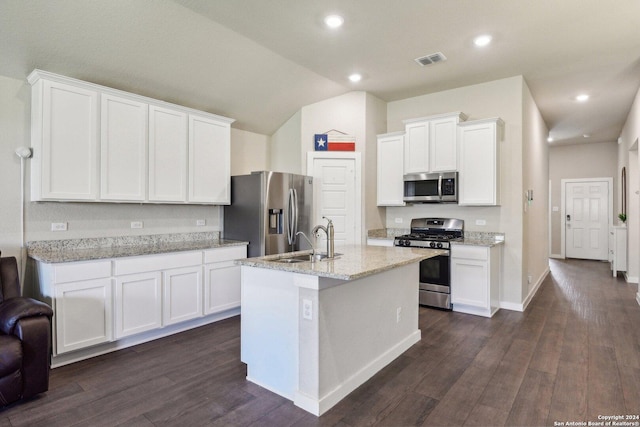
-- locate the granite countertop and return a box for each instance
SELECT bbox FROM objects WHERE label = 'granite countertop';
[236,244,445,281]
[27,232,248,263]
[367,228,505,247]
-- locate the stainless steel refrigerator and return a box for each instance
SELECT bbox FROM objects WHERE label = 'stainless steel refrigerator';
[223,171,314,258]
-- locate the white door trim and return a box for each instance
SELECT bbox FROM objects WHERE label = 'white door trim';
[307,152,362,245]
[560,177,613,259]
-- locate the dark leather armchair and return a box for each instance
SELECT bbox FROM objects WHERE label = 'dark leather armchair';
[0,255,53,406]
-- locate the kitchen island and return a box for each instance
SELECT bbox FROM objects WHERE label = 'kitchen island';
[236,244,444,416]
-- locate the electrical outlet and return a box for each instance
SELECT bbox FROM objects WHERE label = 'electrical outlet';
[51,222,67,231]
[131,221,143,229]
[396,307,402,323]
[302,299,313,320]
[394,218,403,224]
[527,275,532,284]
[475,219,486,226]
[196,219,206,226]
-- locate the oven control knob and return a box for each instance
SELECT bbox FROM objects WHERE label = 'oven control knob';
[429,242,436,248]
[436,242,443,249]
[402,239,410,247]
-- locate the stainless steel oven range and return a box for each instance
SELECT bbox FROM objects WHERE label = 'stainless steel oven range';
[394,218,464,310]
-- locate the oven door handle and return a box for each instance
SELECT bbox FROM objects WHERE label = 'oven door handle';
[437,174,443,200]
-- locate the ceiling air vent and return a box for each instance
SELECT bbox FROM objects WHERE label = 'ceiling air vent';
[414,52,447,66]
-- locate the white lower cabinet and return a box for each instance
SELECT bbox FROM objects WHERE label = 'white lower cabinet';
[163,266,203,325]
[204,246,246,315]
[451,244,501,317]
[47,260,113,355]
[33,244,247,360]
[115,272,162,338]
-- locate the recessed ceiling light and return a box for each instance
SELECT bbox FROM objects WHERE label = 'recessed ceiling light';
[473,34,492,47]
[324,14,344,29]
[547,137,554,142]
[575,94,590,102]
[348,73,362,83]
[583,134,591,138]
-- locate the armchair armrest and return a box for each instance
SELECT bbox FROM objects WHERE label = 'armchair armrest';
[0,297,53,335]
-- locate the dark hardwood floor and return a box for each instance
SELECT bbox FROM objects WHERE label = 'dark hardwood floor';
[2,259,639,426]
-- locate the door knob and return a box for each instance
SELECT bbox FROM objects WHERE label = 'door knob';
[566,214,571,221]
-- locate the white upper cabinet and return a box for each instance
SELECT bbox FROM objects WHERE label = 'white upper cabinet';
[376,131,406,206]
[149,106,188,202]
[403,121,429,174]
[458,117,504,206]
[403,112,466,175]
[188,114,231,204]
[28,69,235,205]
[100,94,148,201]
[30,77,99,201]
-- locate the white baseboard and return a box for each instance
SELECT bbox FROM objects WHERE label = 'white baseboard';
[549,254,564,259]
[499,267,550,313]
[294,329,421,416]
[636,292,640,307]
[625,274,638,284]
[51,307,240,368]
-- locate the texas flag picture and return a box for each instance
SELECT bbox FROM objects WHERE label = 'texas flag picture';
[314,133,355,151]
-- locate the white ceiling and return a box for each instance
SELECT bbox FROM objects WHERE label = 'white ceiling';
[2,0,640,145]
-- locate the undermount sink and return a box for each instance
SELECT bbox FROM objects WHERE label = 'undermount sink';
[273,253,341,263]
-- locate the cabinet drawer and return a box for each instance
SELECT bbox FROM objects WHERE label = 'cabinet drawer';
[451,245,488,261]
[204,245,247,264]
[53,260,112,284]
[114,251,202,275]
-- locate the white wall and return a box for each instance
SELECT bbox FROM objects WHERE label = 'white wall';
[0,73,268,262]
[230,128,269,175]
[386,76,527,305]
[364,92,388,231]
[522,82,550,298]
[548,142,618,256]
[270,110,301,174]
[618,84,640,284]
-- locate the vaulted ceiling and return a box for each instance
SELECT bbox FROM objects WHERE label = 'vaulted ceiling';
[2,0,639,145]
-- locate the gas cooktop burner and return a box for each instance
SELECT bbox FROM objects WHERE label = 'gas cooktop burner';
[394,217,464,249]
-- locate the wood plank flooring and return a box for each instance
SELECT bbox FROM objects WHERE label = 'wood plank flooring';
[1,259,639,426]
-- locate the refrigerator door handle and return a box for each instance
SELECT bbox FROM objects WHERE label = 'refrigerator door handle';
[287,188,295,245]
[292,188,299,244]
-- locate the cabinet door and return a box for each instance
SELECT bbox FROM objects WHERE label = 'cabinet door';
[204,261,241,314]
[429,116,458,172]
[38,80,99,200]
[188,115,230,204]
[404,121,429,174]
[458,119,501,206]
[114,272,162,338]
[100,94,148,201]
[148,106,188,202]
[451,258,489,309]
[54,278,113,354]
[163,266,203,325]
[377,133,406,206]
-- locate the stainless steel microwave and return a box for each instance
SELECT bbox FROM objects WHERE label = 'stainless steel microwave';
[403,172,458,203]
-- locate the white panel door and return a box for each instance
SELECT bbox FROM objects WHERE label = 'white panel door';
[309,158,356,248]
[565,181,609,260]
[148,105,188,202]
[100,94,147,201]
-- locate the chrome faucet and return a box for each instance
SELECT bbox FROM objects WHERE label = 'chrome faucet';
[312,216,335,258]
[295,231,315,256]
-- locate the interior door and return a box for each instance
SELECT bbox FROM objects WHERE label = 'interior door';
[565,181,609,260]
[308,158,357,248]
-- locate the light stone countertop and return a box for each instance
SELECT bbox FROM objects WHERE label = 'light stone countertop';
[27,232,248,263]
[236,244,445,281]
[367,228,505,247]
